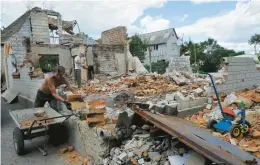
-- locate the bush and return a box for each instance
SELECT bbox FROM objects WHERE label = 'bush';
[144,60,169,74]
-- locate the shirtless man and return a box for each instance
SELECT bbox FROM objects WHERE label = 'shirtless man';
[34,66,77,111]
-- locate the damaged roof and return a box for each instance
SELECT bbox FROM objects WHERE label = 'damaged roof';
[138,28,179,45]
[1,7,61,43]
[1,10,30,43]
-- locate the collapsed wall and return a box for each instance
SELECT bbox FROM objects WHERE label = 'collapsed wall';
[71,44,124,75]
[101,26,127,45]
[215,57,260,93]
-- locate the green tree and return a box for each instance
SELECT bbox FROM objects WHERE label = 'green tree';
[181,38,245,72]
[129,34,148,62]
[144,60,169,74]
[249,34,260,54]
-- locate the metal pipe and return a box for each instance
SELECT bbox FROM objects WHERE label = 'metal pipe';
[207,73,223,114]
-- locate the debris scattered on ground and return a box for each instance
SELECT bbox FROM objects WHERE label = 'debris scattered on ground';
[102,123,205,165]
[59,146,90,165]
[185,88,260,158]
[59,147,68,154]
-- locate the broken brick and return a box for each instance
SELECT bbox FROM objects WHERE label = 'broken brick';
[244,147,259,152]
[67,146,74,152]
[253,130,260,138]
[59,147,68,154]
[83,158,89,165]
[143,151,148,157]
[203,109,210,113]
[130,157,138,165]
[198,111,203,118]
[191,114,197,119]
[212,94,217,100]
[254,151,260,158]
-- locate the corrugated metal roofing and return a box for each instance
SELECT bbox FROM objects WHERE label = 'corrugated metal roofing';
[138,28,178,45]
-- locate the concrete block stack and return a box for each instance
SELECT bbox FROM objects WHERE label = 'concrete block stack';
[167,56,192,72]
[216,57,260,93]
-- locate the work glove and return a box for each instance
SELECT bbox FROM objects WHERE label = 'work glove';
[63,100,72,110]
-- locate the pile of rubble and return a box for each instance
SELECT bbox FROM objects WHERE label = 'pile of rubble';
[81,71,214,97]
[103,124,206,165]
[59,146,90,165]
[185,88,260,158]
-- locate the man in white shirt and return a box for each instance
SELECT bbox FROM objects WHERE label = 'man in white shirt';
[74,53,83,88]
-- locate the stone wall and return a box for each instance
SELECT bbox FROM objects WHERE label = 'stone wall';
[215,57,260,93]
[101,26,126,45]
[92,44,124,75]
[71,44,124,75]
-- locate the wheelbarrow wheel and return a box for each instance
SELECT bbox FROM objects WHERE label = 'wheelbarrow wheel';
[207,119,217,131]
[237,120,252,136]
[48,124,68,146]
[230,124,242,138]
[13,127,24,155]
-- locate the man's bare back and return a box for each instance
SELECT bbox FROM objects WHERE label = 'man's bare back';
[35,66,76,111]
[40,75,66,94]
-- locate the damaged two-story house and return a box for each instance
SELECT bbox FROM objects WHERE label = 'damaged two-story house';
[1,7,84,105]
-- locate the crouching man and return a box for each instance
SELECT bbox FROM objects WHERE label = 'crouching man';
[34,66,77,111]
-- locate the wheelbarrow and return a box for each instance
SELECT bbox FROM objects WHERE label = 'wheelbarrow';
[9,107,78,156]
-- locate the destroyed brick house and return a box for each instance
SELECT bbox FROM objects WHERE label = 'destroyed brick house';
[1,7,125,105]
[0,7,84,103]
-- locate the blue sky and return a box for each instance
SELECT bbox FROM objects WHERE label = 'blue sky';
[1,0,259,53]
[141,1,236,28]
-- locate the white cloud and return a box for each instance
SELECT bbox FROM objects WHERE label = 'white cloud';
[1,0,167,38]
[191,0,221,4]
[176,0,260,53]
[219,42,255,54]
[190,0,247,4]
[180,14,189,21]
[1,0,258,54]
[139,15,170,33]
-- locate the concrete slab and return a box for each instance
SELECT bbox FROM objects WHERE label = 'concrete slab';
[1,89,18,103]
[177,105,205,118]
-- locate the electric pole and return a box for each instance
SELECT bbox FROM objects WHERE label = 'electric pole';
[149,47,152,73]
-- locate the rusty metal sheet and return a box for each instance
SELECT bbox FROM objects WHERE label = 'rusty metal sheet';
[134,108,260,165]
